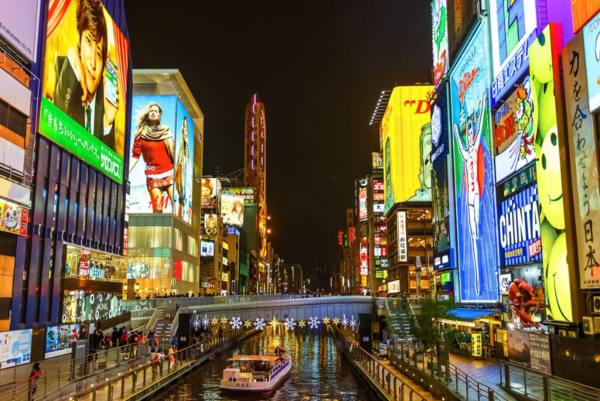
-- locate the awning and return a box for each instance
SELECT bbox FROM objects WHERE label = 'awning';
[445,309,498,323]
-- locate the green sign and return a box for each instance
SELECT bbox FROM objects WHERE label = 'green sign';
[441,271,452,284]
[40,98,124,184]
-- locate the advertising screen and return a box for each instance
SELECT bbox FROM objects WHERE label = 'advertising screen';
[573,0,600,34]
[450,21,500,302]
[203,214,218,239]
[565,32,600,289]
[41,0,129,183]
[62,290,123,324]
[45,324,80,359]
[221,194,244,227]
[127,262,149,279]
[432,0,448,89]
[201,178,220,210]
[493,77,537,183]
[201,240,214,257]
[529,25,572,321]
[221,187,256,205]
[382,86,433,213]
[0,0,40,62]
[489,0,537,104]
[0,330,31,367]
[431,83,455,270]
[129,96,194,224]
[584,12,600,112]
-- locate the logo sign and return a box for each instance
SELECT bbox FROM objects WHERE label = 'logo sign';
[431,105,442,146]
[397,211,407,262]
[360,237,368,276]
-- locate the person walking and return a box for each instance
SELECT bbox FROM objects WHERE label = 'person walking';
[218,326,223,343]
[112,327,120,347]
[28,363,42,401]
[104,331,112,349]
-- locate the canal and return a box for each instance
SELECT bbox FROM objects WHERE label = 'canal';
[150,326,372,400]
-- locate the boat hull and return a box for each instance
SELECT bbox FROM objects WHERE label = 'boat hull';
[219,361,291,393]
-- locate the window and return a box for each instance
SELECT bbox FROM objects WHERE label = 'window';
[188,236,198,257]
[0,98,27,137]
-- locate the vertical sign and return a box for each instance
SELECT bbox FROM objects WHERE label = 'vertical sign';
[359,188,368,221]
[360,237,369,277]
[432,0,449,89]
[397,211,407,262]
[565,31,600,289]
[584,12,600,112]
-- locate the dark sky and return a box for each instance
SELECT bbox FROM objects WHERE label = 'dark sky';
[125,0,432,274]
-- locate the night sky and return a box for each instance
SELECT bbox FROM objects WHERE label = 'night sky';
[125,0,432,274]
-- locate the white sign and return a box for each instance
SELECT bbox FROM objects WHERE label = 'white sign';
[0,329,32,368]
[397,211,407,262]
[388,280,400,294]
[0,0,41,62]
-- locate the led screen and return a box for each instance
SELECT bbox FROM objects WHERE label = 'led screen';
[382,86,433,213]
[201,240,215,257]
[41,0,129,183]
[45,324,80,359]
[450,20,499,302]
[128,96,194,224]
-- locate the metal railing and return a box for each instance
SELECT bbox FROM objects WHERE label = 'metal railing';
[331,325,426,401]
[0,342,152,401]
[499,360,600,401]
[389,343,511,401]
[70,327,251,401]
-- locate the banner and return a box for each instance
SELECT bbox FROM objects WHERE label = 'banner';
[565,32,600,289]
[0,330,32,367]
[42,0,129,183]
[45,324,80,359]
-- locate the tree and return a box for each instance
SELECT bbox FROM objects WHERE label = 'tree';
[409,296,457,361]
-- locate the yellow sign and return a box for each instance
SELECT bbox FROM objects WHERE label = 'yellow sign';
[382,86,433,212]
[472,332,483,357]
[361,276,367,287]
[222,272,228,282]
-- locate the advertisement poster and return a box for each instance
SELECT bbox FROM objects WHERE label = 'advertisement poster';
[431,83,455,270]
[529,25,572,321]
[127,262,149,279]
[450,21,499,302]
[489,0,537,104]
[507,330,551,373]
[201,178,220,210]
[0,330,32,368]
[431,0,448,88]
[201,240,214,257]
[567,32,600,289]
[221,195,244,227]
[358,188,368,221]
[372,152,383,169]
[41,0,129,183]
[129,96,194,224]
[388,280,400,293]
[221,187,256,205]
[62,290,123,324]
[497,182,542,266]
[493,77,537,183]
[0,200,28,236]
[382,86,433,213]
[45,324,80,359]
[0,0,41,62]
[203,214,218,239]
[584,11,600,112]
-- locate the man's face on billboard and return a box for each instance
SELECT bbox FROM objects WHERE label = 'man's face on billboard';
[79,29,104,99]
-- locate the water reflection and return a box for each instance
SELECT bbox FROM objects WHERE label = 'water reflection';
[150,325,370,400]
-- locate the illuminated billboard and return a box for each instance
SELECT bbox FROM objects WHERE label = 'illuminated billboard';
[572,0,600,33]
[565,32,600,290]
[41,0,129,183]
[221,187,256,205]
[529,25,572,321]
[431,83,456,270]
[388,280,400,294]
[432,0,448,88]
[221,194,244,227]
[203,214,218,239]
[359,188,368,221]
[360,237,368,276]
[489,0,537,104]
[450,20,499,302]
[201,178,221,210]
[382,86,433,213]
[0,199,28,236]
[128,96,194,224]
[201,241,214,257]
[584,12,600,113]
[493,77,537,183]
[397,211,407,262]
[0,0,40,62]
[372,152,383,169]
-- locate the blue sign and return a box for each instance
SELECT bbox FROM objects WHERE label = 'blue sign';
[491,39,531,105]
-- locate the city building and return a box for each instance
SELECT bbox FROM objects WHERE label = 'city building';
[200,177,224,294]
[127,70,204,296]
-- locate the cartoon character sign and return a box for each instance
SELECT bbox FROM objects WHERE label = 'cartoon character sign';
[4,204,21,233]
[432,0,449,88]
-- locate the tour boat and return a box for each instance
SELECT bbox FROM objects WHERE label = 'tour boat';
[219,353,292,393]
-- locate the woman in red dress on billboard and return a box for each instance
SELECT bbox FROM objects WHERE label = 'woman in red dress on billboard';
[130,102,175,213]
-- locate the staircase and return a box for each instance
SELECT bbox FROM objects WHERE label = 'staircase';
[154,317,173,349]
[385,297,416,342]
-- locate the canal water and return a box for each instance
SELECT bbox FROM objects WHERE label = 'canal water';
[150,325,371,400]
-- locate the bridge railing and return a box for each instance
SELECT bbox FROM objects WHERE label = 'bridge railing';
[123,294,307,312]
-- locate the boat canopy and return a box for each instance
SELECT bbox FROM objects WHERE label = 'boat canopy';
[227,355,281,362]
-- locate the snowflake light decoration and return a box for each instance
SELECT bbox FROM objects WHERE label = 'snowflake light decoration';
[220,316,229,325]
[284,318,296,331]
[298,320,306,328]
[341,314,349,329]
[192,315,202,331]
[244,320,253,328]
[254,317,266,331]
[332,317,340,325]
[211,317,219,326]
[270,317,278,327]
[201,314,210,330]
[349,315,358,330]
[308,317,320,329]
[322,316,331,325]
[230,317,242,330]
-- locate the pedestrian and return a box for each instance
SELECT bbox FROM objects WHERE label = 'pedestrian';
[120,331,129,358]
[112,327,120,347]
[171,336,178,352]
[168,345,176,369]
[129,331,138,358]
[218,326,223,342]
[104,331,112,349]
[28,362,42,401]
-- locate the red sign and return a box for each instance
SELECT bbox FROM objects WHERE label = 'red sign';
[349,227,356,243]
[373,182,384,191]
[360,237,368,276]
[338,230,344,246]
[174,259,182,280]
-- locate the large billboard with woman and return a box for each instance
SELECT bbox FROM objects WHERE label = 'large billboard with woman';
[128,95,194,224]
[41,0,129,184]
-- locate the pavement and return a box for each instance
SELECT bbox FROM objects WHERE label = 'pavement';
[448,353,515,400]
[0,352,72,387]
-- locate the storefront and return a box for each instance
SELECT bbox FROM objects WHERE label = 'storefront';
[441,309,501,359]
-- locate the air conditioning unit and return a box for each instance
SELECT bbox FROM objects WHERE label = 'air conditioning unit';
[583,317,594,335]
[593,295,600,314]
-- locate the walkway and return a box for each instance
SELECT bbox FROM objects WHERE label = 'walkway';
[448,353,512,399]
